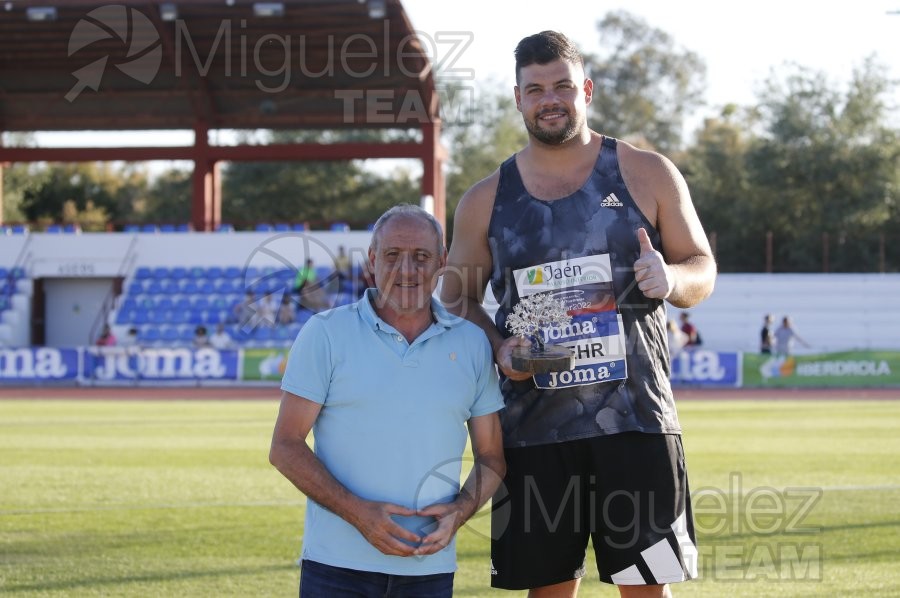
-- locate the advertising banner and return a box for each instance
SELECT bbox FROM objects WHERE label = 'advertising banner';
[742,351,900,387]
[242,348,290,382]
[81,347,239,382]
[670,349,742,387]
[0,347,80,382]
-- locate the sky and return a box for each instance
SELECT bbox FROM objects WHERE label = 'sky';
[25,0,900,152]
[403,0,900,116]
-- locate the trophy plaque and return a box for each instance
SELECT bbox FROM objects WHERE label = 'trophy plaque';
[506,293,575,374]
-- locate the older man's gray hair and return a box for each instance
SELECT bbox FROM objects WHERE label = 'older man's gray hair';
[369,204,444,252]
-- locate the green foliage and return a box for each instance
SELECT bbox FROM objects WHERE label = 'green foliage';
[442,84,528,240]
[684,59,900,272]
[586,10,706,154]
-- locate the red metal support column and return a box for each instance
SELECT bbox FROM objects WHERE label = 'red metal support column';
[191,122,214,232]
[421,120,445,233]
[0,132,4,225]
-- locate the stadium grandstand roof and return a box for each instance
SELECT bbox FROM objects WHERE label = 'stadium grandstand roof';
[0,0,446,230]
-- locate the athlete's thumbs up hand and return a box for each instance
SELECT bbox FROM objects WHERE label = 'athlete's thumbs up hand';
[634,228,675,300]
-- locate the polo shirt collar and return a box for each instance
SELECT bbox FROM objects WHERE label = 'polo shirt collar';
[358,288,462,333]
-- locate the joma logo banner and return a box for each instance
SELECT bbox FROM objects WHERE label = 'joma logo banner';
[83,348,238,380]
[0,348,78,381]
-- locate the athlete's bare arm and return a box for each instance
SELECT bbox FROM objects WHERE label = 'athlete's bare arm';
[441,173,531,380]
[618,141,717,308]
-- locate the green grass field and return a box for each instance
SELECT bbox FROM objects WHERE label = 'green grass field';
[1,396,899,597]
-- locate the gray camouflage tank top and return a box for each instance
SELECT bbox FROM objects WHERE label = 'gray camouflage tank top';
[488,136,680,447]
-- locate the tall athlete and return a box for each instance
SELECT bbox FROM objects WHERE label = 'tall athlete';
[441,31,716,597]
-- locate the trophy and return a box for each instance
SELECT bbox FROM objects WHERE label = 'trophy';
[506,292,575,374]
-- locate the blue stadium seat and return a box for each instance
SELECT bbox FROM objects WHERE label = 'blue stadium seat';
[224,266,242,279]
[145,280,164,295]
[132,309,151,325]
[159,224,176,233]
[156,297,174,310]
[199,279,218,295]
[188,266,205,279]
[0,267,7,279]
[175,224,192,233]
[330,222,350,232]
[274,326,295,342]
[114,309,133,324]
[45,224,63,233]
[188,309,205,324]
[181,280,199,294]
[127,281,145,295]
[161,280,181,294]
[293,223,308,231]
[11,225,29,234]
[124,224,141,233]
[140,327,161,343]
[160,327,180,343]
[135,267,153,280]
[10,267,26,279]
[149,310,169,324]
[193,297,210,310]
[136,295,155,309]
[0,296,11,311]
[255,223,274,232]
[141,224,160,234]
[273,223,291,232]
[174,297,192,311]
[217,223,235,233]
[170,267,188,280]
[63,224,81,234]
[121,298,138,312]
[206,266,224,279]
[169,311,190,325]
[217,279,239,294]
[152,267,170,279]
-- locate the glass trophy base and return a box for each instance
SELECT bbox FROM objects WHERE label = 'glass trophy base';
[510,345,575,375]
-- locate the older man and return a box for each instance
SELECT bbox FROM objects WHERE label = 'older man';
[270,204,505,598]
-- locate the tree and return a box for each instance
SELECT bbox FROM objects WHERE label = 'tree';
[18,162,148,229]
[443,84,528,239]
[585,10,706,154]
[222,129,419,227]
[684,58,900,272]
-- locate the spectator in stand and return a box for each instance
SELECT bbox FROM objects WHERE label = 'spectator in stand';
[354,261,376,298]
[277,294,296,325]
[258,294,277,327]
[667,319,689,359]
[333,245,352,285]
[193,325,210,348]
[95,325,116,346]
[294,259,329,313]
[680,311,702,346]
[294,258,317,295]
[119,327,139,348]
[774,316,809,356]
[209,323,235,350]
[760,314,775,354]
[234,291,256,326]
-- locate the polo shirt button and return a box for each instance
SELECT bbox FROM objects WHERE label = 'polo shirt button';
[395,335,403,342]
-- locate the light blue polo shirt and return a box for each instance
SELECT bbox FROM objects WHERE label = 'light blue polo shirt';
[281,289,504,575]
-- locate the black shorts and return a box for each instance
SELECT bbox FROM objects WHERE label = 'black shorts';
[490,433,697,589]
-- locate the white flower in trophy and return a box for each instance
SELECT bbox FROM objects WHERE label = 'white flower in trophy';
[506,292,572,352]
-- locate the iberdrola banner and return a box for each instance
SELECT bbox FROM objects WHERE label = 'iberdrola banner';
[742,351,900,387]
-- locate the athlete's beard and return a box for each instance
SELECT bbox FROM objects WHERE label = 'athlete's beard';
[524,108,583,145]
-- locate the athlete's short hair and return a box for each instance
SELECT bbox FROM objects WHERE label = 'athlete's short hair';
[514,31,584,84]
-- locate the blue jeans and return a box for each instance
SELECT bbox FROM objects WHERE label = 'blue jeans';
[299,559,454,598]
